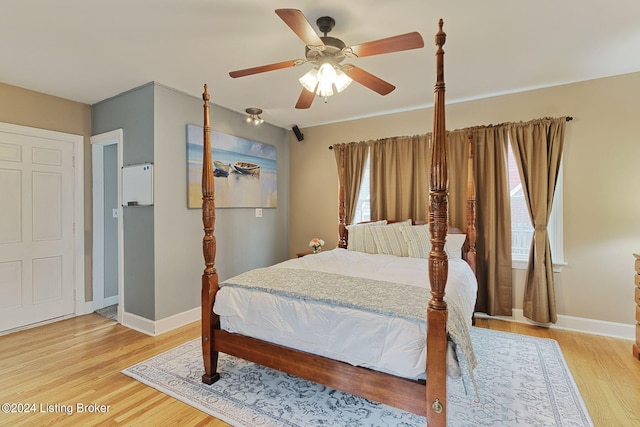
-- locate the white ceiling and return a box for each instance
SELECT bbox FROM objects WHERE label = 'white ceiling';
[2,0,639,129]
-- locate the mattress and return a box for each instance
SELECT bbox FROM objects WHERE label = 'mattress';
[213,248,477,380]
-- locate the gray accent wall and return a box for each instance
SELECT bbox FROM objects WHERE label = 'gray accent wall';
[92,82,289,322]
[92,83,155,320]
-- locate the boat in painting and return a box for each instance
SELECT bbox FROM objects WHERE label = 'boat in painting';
[233,161,260,175]
[213,160,230,177]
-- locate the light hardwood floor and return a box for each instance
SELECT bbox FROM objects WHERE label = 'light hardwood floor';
[0,314,638,426]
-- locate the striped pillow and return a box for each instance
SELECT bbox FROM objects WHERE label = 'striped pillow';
[399,224,431,258]
[346,220,387,253]
[370,220,413,257]
[400,225,467,259]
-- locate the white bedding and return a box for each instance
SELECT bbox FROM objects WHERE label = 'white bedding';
[213,248,477,380]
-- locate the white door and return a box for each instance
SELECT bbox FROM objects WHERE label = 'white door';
[0,128,76,332]
[91,129,123,321]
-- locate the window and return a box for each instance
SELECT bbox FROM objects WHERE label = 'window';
[507,143,565,269]
[353,152,371,224]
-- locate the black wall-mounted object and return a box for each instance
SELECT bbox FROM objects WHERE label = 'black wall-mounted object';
[292,125,304,141]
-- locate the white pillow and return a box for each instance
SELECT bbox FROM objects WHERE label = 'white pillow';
[346,220,387,253]
[400,225,467,260]
[399,224,431,258]
[445,233,467,260]
[370,220,413,257]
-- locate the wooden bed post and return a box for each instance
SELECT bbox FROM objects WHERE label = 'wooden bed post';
[465,130,477,275]
[337,145,348,248]
[427,19,448,427]
[201,84,221,384]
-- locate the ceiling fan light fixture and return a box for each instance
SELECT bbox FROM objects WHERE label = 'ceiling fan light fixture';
[316,81,334,98]
[333,67,353,93]
[299,63,352,98]
[317,62,337,85]
[299,68,319,93]
[245,107,264,125]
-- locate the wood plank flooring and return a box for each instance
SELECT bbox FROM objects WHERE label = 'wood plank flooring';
[0,314,638,426]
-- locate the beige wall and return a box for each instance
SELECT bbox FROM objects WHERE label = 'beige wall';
[0,82,93,300]
[289,72,640,326]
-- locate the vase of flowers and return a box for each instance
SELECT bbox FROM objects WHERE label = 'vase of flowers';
[309,237,325,254]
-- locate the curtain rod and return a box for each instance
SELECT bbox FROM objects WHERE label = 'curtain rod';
[329,116,573,149]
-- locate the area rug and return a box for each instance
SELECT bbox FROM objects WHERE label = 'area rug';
[122,328,593,426]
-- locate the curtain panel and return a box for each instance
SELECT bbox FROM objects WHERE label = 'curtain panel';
[446,130,471,232]
[471,125,513,316]
[333,142,369,225]
[369,135,430,222]
[509,117,566,324]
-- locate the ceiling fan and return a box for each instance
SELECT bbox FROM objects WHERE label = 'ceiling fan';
[229,9,425,109]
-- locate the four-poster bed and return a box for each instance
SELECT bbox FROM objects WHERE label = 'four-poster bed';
[200,20,475,426]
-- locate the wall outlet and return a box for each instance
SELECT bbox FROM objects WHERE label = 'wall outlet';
[112,208,118,218]
[255,208,262,218]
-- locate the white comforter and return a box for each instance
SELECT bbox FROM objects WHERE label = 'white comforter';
[213,248,477,380]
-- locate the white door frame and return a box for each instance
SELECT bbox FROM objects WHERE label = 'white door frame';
[0,121,85,319]
[90,129,123,323]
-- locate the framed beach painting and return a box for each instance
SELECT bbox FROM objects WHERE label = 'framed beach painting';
[186,124,277,208]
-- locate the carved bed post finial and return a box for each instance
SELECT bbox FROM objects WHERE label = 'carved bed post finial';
[427,19,448,427]
[201,84,220,384]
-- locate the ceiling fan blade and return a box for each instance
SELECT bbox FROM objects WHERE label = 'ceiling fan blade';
[275,9,324,47]
[347,32,424,58]
[229,60,300,78]
[344,65,395,96]
[295,87,316,109]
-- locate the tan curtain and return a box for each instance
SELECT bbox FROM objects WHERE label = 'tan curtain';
[473,125,513,316]
[509,117,566,324]
[333,142,369,224]
[369,135,430,222]
[446,130,471,231]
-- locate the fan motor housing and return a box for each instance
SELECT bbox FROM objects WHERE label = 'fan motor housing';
[305,36,346,64]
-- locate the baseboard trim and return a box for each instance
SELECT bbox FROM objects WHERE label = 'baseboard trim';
[155,307,200,335]
[121,312,155,336]
[121,307,200,336]
[476,309,635,341]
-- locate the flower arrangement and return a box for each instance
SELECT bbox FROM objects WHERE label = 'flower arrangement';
[309,237,325,253]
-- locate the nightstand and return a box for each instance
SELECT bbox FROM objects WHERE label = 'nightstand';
[634,254,640,360]
[296,251,314,258]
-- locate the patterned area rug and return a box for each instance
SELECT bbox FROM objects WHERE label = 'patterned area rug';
[122,328,593,426]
